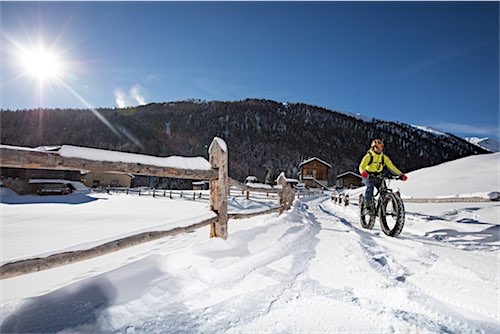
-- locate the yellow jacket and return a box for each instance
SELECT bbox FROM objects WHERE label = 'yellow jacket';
[359,149,403,175]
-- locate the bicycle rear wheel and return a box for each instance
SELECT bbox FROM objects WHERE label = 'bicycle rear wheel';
[359,195,375,229]
[379,193,405,237]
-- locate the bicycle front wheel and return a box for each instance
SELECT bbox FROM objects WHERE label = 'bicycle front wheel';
[379,193,405,237]
[359,195,375,230]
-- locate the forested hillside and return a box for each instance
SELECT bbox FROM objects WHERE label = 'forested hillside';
[0,99,488,186]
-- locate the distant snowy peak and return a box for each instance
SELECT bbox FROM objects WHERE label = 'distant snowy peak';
[464,137,499,152]
[411,125,449,137]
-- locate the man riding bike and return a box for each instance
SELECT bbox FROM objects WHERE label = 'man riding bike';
[359,139,407,214]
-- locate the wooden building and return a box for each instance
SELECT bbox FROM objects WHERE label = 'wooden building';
[298,157,332,189]
[82,172,134,188]
[192,180,209,190]
[336,171,363,189]
[0,167,82,195]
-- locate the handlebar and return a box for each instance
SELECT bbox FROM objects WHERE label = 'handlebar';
[368,174,405,181]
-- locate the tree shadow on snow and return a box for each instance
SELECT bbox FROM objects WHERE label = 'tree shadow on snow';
[0,278,117,333]
[0,256,204,333]
[425,225,500,246]
[0,194,100,205]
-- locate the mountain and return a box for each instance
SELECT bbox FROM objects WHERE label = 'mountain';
[0,99,488,185]
[465,137,500,152]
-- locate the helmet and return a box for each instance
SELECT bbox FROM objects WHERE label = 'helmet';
[371,139,384,151]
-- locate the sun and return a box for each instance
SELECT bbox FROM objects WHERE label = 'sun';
[20,46,63,83]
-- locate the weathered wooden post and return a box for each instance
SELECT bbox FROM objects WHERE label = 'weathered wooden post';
[209,137,229,239]
[277,172,295,214]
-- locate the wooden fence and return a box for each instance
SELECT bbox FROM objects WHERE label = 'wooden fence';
[0,137,295,278]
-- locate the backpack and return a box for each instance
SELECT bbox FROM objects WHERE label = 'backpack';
[367,151,385,167]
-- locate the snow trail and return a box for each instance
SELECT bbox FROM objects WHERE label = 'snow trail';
[1,194,498,333]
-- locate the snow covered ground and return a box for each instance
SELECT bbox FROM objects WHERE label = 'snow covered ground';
[1,153,499,333]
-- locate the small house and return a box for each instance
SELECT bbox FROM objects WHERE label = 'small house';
[28,179,90,195]
[0,167,82,195]
[336,171,363,189]
[192,180,209,190]
[82,172,134,188]
[298,157,332,189]
[245,176,259,184]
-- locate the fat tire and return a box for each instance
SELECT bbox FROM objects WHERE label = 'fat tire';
[379,193,405,237]
[359,195,375,230]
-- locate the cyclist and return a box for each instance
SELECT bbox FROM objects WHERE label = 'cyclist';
[359,139,407,214]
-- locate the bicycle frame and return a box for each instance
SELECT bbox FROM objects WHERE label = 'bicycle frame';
[372,176,396,213]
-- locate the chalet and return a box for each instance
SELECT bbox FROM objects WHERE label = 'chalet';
[192,180,209,190]
[336,171,363,189]
[28,179,90,196]
[0,167,81,195]
[245,175,259,184]
[298,157,332,189]
[82,172,134,188]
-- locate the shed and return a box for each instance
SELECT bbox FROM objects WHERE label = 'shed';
[82,172,134,188]
[192,180,209,190]
[0,167,82,195]
[28,179,90,196]
[298,157,332,188]
[336,171,363,189]
[245,175,259,184]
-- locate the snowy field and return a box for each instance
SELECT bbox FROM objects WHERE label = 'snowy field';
[1,153,499,333]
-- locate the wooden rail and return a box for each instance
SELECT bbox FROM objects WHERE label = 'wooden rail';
[403,197,492,203]
[0,145,218,180]
[0,216,218,280]
[0,137,298,279]
[0,205,288,279]
[229,177,280,193]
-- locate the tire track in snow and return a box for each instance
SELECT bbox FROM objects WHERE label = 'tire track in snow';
[315,196,497,333]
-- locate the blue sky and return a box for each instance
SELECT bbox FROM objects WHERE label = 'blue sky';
[1,1,498,139]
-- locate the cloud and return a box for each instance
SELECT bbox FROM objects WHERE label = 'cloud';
[432,122,500,137]
[397,42,490,78]
[130,85,146,105]
[114,84,148,108]
[114,88,127,108]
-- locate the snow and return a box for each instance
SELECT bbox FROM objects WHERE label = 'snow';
[208,137,227,153]
[0,144,213,170]
[1,153,499,333]
[59,145,212,170]
[396,152,499,198]
[244,182,273,189]
[465,137,500,152]
[27,179,90,195]
[299,157,332,168]
[411,125,449,136]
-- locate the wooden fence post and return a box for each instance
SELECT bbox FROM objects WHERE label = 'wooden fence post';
[209,137,229,239]
[277,172,295,214]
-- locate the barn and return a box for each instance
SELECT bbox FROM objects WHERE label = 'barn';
[336,171,363,189]
[298,157,332,189]
[82,172,135,188]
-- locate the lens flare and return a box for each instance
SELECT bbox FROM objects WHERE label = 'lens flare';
[21,47,63,82]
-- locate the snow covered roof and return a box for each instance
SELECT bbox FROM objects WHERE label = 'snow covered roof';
[58,145,213,170]
[28,179,90,193]
[336,171,361,179]
[299,157,332,169]
[245,176,258,182]
[1,144,213,171]
[192,181,209,185]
